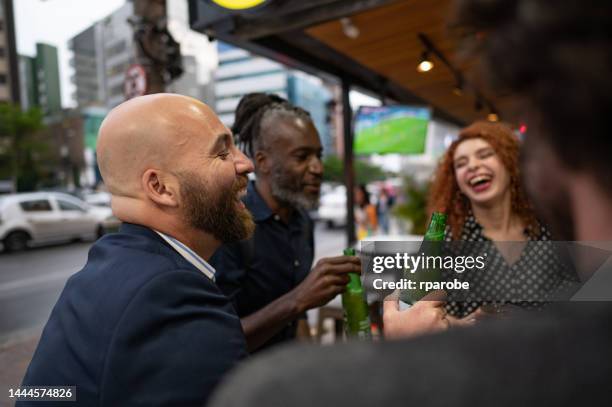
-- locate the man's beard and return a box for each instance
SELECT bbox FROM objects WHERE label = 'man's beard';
[179,172,255,243]
[270,164,319,210]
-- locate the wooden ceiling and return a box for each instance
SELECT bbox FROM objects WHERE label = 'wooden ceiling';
[306,0,498,124]
[189,0,511,125]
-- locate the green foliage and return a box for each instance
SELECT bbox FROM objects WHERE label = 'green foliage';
[0,103,46,191]
[393,175,430,235]
[322,155,389,185]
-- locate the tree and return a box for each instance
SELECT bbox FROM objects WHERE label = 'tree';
[0,104,46,192]
[392,175,430,235]
[322,155,389,185]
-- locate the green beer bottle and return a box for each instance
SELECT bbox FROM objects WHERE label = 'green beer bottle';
[400,212,447,304]
[423,212,447,241]
[341,248,372,340]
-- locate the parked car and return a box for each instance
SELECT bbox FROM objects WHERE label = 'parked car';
[0,192,120,252]
[317,185,347,228]
[82,190,112,207]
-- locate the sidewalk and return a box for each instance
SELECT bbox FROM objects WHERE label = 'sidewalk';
[0,331,41,407]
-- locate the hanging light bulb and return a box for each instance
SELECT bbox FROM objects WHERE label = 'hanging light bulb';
[340,18,360,39]
[453,75,464,96]
[417,51,434,72]
[487,111,499,122]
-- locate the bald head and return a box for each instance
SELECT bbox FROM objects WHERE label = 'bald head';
[97,93,226,197]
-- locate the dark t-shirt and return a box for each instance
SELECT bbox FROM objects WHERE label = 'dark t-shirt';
[210,301,612,407]
[210,181,314,351]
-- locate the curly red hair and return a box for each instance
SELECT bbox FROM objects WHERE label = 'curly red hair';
[427,121,539,240]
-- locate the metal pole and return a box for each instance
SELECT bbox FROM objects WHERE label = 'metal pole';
[132,0,167,94]
[342,78,356,246]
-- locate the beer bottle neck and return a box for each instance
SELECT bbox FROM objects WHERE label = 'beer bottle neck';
[425,212,447,239]
[343,248,356,256]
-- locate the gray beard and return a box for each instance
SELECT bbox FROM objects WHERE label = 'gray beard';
[270,169,319,211]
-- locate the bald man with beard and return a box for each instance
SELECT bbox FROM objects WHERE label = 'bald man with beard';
[19,94,255,406]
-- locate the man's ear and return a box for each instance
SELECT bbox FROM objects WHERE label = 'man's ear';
[141,169,180,208]
[254,150,270,175]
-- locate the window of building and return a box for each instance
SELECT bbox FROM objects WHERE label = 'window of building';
[0,47,4,58]
[110,83,124,97]
[0,74,7,84]
[20,200,53,212]
[106,41,127,58]
[106,62,127,77]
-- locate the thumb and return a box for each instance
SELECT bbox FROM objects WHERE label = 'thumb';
[416,289,448,307]
[446,313,477,328]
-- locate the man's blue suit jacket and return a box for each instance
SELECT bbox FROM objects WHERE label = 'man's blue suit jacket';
[19,223,247,406]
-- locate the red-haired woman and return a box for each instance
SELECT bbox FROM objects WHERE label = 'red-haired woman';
[428,121,578,317]
[429,121,538,241]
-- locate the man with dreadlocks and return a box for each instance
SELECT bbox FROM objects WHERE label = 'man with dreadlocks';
[210,93,361,352]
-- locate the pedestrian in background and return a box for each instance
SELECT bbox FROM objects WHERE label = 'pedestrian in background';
[376,187,395,234]
[354,184,377,239]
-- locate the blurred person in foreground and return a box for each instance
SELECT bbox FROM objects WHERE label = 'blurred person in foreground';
[210,93,361,352]
[19,94,254,406]
[209,1,612,405]
[428,121,578,318]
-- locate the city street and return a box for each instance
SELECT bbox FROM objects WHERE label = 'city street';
[0,223,346,346]
[0,241,91,345]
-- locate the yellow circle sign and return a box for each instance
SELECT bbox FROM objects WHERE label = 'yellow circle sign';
[211,0,267,10]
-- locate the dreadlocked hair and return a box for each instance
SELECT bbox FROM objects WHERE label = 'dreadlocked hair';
[232,93,312,158]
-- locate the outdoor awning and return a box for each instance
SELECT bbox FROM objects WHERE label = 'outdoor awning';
[188,0,504,126]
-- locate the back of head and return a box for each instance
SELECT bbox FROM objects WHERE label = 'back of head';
[453,0,612,194]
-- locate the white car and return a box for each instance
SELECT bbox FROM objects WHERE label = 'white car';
[317,185,347,228]
[0,192,120,252]
[82,191,112,207]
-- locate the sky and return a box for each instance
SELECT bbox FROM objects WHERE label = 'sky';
[14,0,126,108]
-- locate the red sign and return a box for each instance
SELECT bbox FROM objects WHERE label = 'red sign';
[124,64,147,99]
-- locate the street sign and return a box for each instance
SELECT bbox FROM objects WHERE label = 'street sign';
[124,64,148,99]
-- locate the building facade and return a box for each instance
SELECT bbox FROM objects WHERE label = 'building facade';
[69,2,136,109]
[214,42,334,155]
[0,0,19,104]
[19,43,62,115]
